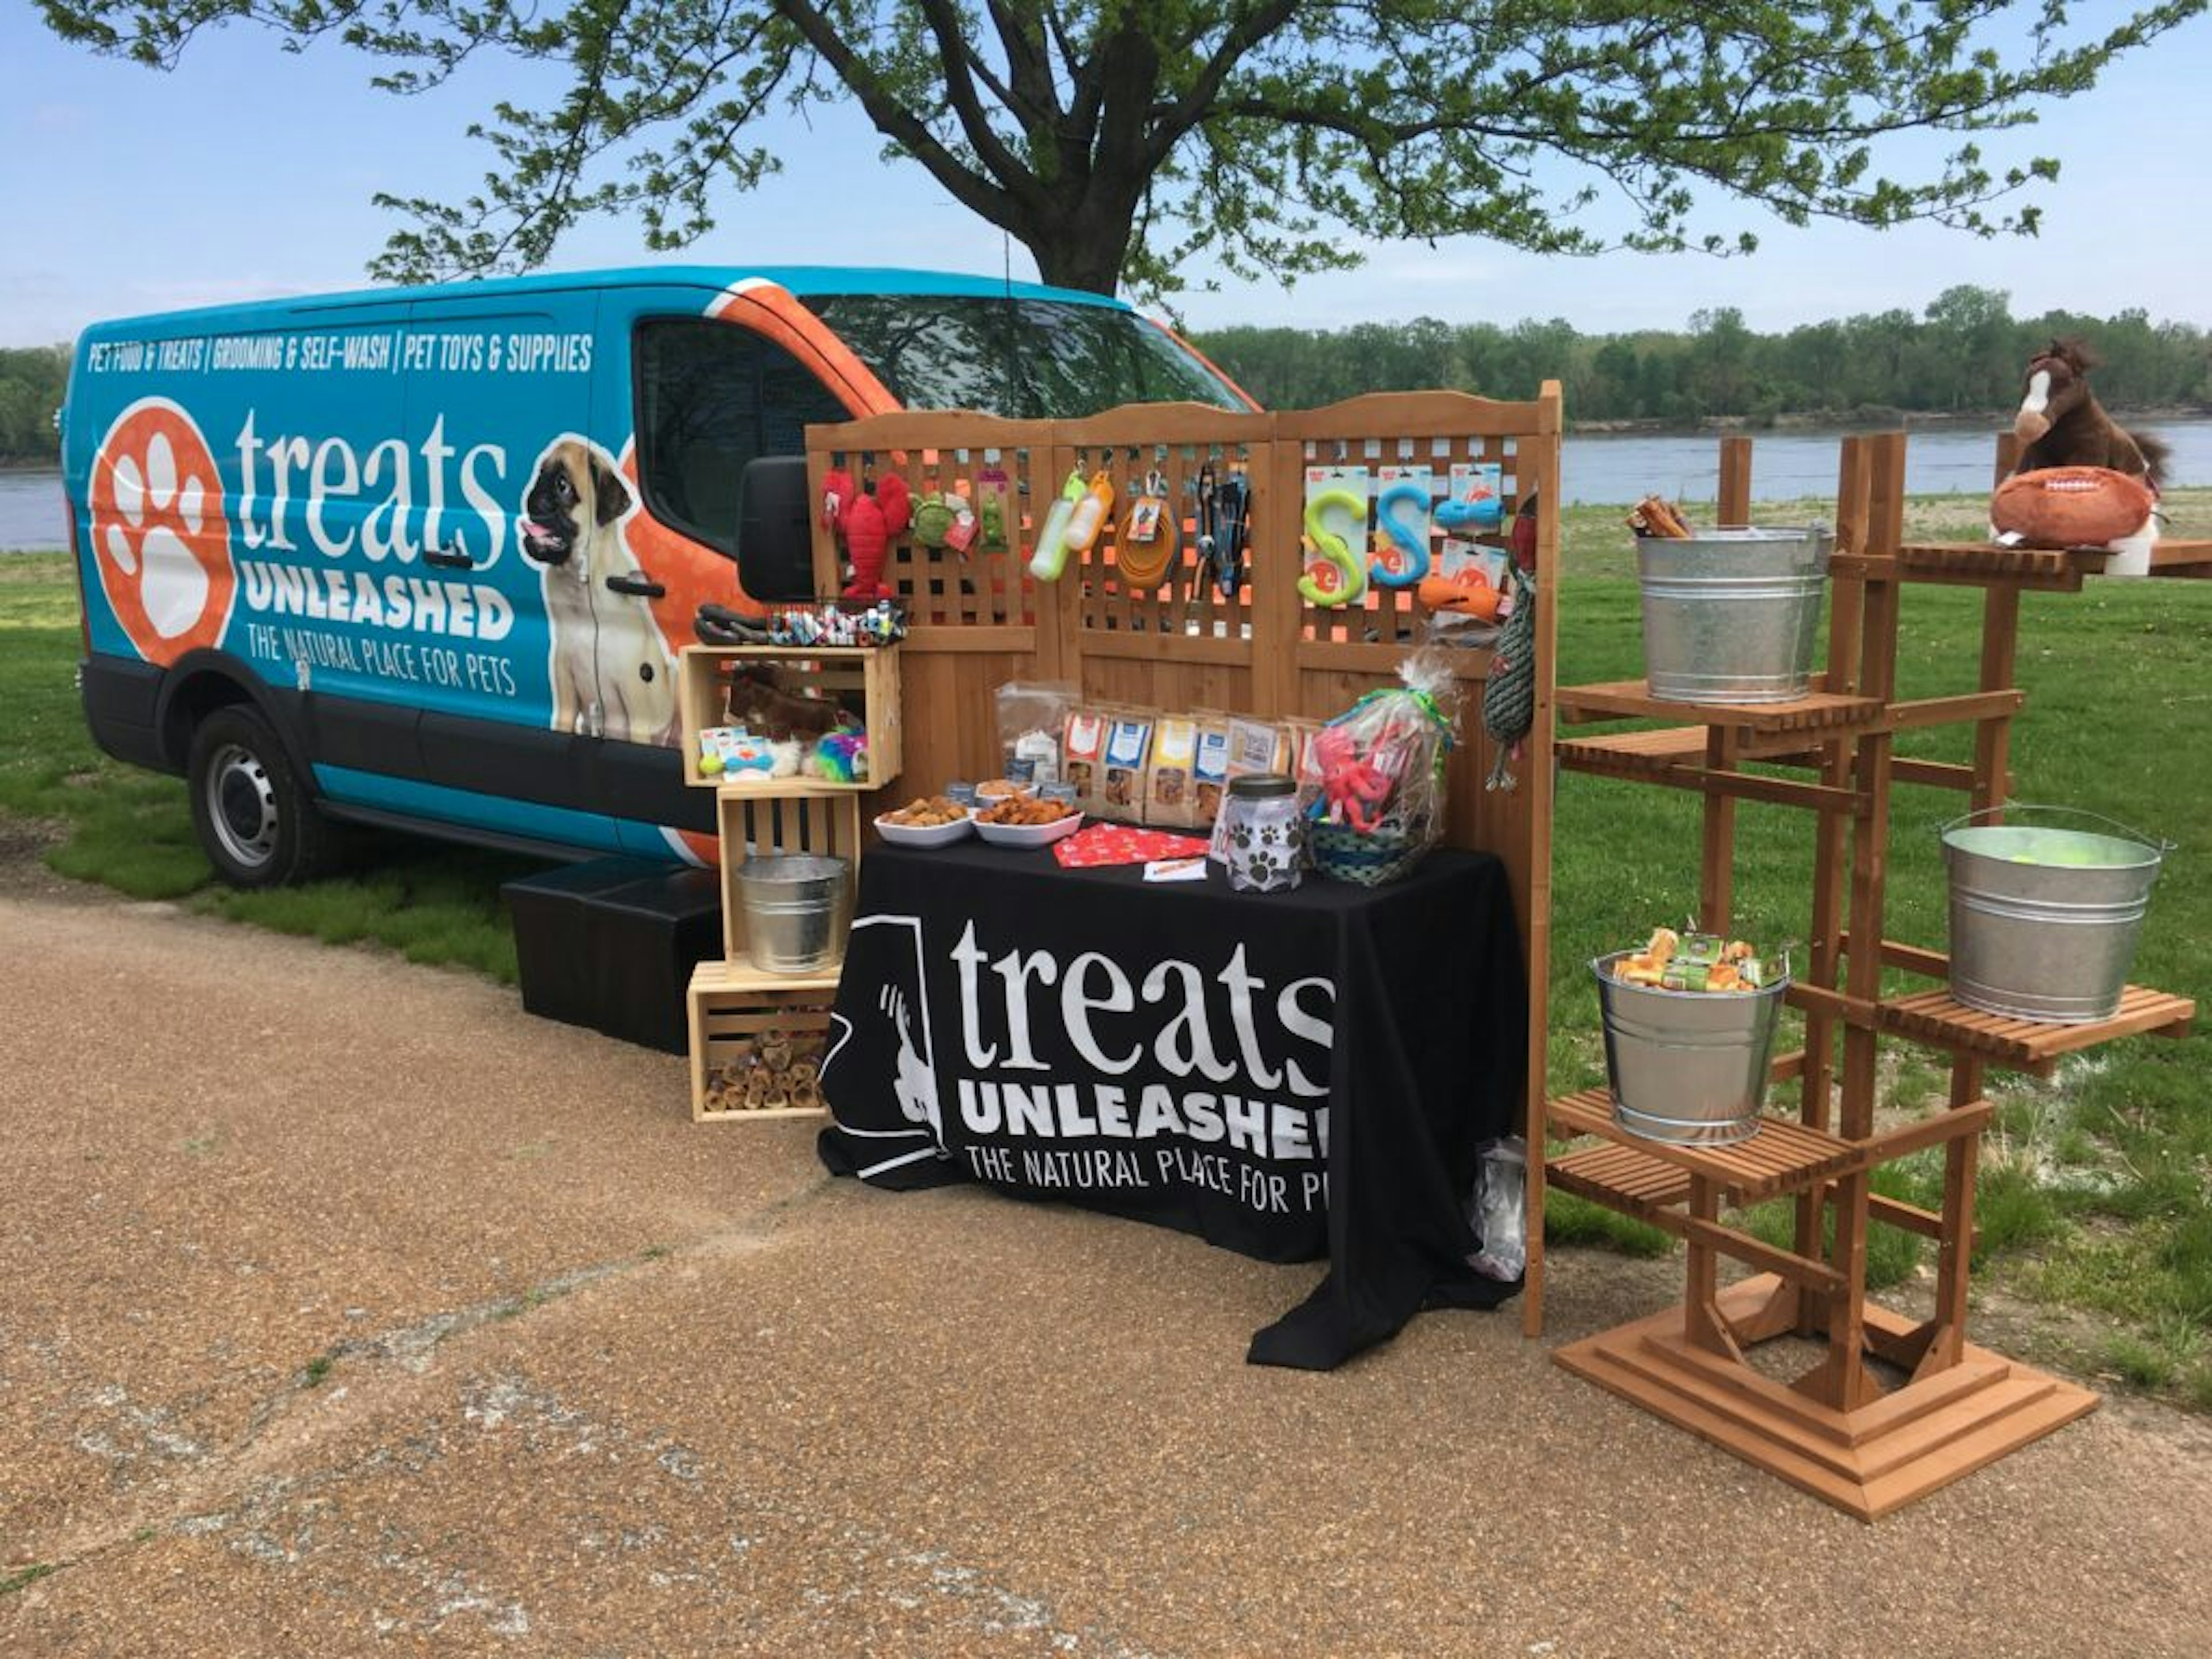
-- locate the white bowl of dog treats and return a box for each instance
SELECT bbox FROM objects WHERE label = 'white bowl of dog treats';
[972,793,1084,847]
[874,795,976,847]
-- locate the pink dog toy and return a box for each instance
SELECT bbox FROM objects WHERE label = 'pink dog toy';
[1312,727,1393,835]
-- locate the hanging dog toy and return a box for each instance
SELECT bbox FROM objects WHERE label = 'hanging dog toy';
[1370,479,1431,587]
[1064,470,1115,557]
[1117,467,1179,590]
[840,470,911,601]
[1437,475,1504,533]
[1298,487,1369,608]
[1194,465,1251,601]
[1483,566,1537,791]
[1028,468,1088,581]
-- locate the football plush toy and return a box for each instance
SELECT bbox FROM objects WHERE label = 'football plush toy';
[1990,465,2157,550]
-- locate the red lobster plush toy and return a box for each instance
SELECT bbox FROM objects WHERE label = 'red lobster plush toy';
[1311,725,1394,835]
[823,469,911,601]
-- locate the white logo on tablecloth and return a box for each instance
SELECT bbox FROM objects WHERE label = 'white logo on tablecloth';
[821,914,948,1174]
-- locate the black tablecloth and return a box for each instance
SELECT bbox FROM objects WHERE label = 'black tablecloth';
[816,842,1527,1369]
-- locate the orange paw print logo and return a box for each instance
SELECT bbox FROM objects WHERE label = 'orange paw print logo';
[89,399,234,662]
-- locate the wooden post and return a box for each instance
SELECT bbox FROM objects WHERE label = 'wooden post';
[1521,383,1564,1339]
[1717,437,1753,528]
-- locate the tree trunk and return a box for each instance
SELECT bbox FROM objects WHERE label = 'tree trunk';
[1028,233,1128,296]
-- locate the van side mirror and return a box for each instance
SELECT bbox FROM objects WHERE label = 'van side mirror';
[733,455,816,602]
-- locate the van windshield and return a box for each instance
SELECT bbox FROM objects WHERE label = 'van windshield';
[798,295,1246,417]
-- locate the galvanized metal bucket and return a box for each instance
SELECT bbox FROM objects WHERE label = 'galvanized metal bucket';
[736,854,853,974]
[1592,952,1789,1145]
[1638,526,1833,703]
[1942,808,2168,1024]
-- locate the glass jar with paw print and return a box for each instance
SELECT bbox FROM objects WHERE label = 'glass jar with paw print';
[1222,774,1305,893]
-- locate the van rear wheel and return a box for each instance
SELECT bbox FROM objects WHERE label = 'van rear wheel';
[187,706,333,887]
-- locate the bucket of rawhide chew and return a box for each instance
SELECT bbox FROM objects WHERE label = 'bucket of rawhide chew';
[1593,928,1789,1146]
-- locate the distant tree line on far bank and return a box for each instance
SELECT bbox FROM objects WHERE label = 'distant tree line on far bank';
[0,346,67,465]
[6,285,2210,464]
[1191,286,2212,426]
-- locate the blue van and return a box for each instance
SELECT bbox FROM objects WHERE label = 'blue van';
[63,267,1248,882]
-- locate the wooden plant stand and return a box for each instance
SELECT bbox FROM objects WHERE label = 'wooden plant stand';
[1543,434,2196,1519]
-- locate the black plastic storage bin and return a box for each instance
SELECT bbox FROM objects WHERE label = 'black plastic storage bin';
[503,858,724,1054]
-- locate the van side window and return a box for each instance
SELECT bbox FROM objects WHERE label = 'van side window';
[634,320,847,555]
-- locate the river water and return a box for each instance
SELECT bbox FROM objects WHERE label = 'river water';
[8,418,2211,550]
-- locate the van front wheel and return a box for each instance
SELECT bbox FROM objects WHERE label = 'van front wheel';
[187,706,332,887]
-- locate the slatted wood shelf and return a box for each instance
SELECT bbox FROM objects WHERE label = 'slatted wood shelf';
[1872,538,2212,590]
[1547,1088,1862,1203]
[1877,984,2195,1076]
[1555,725,1824,779]
[1548,1141,1691,1221]
[1554,680,1883,735]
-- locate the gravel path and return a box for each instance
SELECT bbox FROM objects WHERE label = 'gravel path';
[2,871,2207,1656]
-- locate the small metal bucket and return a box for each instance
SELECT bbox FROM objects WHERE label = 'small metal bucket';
[736,854,853,974]
[1638,527,1832,703]
[1592,952,1789,1145]
[1942,808,2168,1024]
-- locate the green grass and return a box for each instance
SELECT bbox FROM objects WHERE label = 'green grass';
[6,486,2212,1406]
[0,1563,60,1596]
[0,552,533,982]
[1546,487,2212,1408]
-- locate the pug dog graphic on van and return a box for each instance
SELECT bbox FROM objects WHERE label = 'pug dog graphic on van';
[518,435,681,745]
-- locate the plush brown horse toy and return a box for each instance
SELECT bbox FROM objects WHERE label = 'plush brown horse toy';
[2012,339,2170,485]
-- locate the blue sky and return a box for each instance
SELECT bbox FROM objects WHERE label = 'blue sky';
[5,4,2208,347]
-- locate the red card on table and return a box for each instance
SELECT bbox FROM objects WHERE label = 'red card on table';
[1054,823,1214,868]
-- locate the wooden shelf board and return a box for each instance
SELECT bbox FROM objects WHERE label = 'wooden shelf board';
[1555,726,1826,782]
[1889,539,2212,589]
[1548,1142,1691,1219]
[1547,1088,1861,1203]
[1878,984,2195,1075]
[694,1105,829,1124]
[690,957,844,995]
[1554,680,1881,735]
[1554,1275,2099,1522]
[711,777,876,798]
[681,642,898,660]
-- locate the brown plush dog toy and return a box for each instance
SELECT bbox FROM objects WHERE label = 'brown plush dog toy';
[726,668,847,741]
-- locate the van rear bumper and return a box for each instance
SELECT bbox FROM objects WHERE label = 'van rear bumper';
[79,656,172,773]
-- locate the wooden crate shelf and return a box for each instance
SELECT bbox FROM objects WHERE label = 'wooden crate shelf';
[677,643,903,790]
[686,960,838,1123]
[1547,1088,1862,1205]
[1877,984,2195,1077]
[1554,680,1882,735]
[715,788,865,964]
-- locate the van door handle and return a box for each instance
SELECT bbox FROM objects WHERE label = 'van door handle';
[605,574,666,599]
[424,543,474,570]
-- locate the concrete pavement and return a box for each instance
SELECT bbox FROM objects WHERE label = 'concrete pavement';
[2,869,2207,1656]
